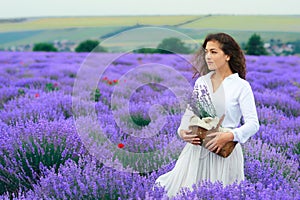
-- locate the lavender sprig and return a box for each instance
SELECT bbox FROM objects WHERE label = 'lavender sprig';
[188,82,216,119]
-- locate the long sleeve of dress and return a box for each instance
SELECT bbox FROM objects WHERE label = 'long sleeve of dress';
[232,83,260,144]
[177,107,194,137]
[177,73,259,144]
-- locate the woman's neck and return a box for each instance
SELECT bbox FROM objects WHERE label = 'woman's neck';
[213,67,233,81]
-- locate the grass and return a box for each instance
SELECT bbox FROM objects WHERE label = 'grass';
[0,26,120,47]
[1,15,299,33]
[182,15,300,32]
[88,27,300,52]
[0,15,200,32]
[0,15,300,51]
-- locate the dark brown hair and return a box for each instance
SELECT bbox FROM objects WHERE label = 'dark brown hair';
[191,33,246,80]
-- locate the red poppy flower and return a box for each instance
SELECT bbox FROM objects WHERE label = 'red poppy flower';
[117,143,125,148]
[35,93,40,98]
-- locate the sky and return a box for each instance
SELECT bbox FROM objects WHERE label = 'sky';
[0,0,299,19]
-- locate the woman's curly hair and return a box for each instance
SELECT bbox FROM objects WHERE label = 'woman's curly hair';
[191,32,246,80]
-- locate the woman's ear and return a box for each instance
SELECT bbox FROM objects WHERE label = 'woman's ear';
[226,55,230,61]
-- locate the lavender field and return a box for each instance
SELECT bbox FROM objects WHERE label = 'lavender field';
[0,51,299,199]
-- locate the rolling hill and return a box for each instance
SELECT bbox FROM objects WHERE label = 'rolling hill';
[0,15,299,52]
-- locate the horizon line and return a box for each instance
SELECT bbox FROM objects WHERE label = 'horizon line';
[1,13,300,20]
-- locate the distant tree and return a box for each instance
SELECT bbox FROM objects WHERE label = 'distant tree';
[291,40,300,54]
[75,40,107,52]
[245,34,268,55]
[133,38,192,54]
[156,37,192,54]
[33,43,57,52]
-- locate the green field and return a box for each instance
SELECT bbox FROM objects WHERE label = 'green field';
[0,15,300,51]
[182,15,300,32]
[0,15,200,32]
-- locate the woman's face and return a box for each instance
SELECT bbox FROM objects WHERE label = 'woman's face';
[205,40,230,71]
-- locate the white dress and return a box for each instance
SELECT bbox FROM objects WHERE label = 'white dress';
[155,72,260,197]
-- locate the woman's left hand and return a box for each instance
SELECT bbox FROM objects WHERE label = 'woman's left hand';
[205,132,233,153]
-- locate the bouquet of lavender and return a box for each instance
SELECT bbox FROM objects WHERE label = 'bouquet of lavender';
[188,82,216,119]
[188,81,236,158]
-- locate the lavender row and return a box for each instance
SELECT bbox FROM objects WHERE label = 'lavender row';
[0,52,299,199]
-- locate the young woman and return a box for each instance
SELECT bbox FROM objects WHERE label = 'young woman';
[155,33,260,197]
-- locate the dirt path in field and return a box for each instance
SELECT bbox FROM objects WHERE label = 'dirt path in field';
[173,15,212,27]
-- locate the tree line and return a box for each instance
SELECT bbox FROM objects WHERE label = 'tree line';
[32,34,274,56]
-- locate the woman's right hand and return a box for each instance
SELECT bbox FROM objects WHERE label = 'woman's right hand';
[179,129,201,145]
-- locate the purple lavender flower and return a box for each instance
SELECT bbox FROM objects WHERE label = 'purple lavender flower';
[0,51,299,199]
